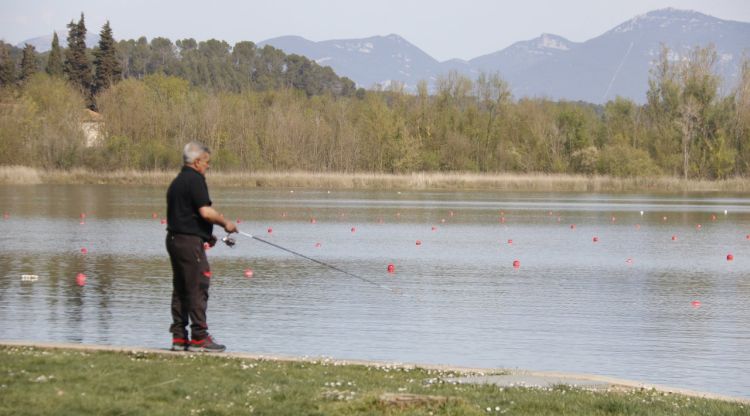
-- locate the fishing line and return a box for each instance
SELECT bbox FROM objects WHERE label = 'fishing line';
[234,231,399,294]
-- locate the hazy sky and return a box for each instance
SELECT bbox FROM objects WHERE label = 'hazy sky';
[1,0,748,61]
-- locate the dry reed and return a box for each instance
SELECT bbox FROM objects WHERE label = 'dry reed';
[1,166,749,192]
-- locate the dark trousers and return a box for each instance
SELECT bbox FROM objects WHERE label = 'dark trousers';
[166,233,211,341]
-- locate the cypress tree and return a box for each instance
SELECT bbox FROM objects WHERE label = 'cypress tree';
[0,43,16,86]
[93,21,121,95]
[19,44,38,83]
[47,32,64,76]
[64,13,92,96]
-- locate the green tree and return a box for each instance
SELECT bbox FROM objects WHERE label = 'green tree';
[677,46,720,179]
[646,45,721,179]
[645,45,682,174]
[474,71,512,170]
[731,58,750,174]
[46,32,64,76]
[64,13,93,99]
[148,37,176,74]
[0,42,16,86]
[19,44,38,83]
[93,21,122,95]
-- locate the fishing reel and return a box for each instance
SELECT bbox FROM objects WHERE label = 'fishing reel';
[222,235,236,247]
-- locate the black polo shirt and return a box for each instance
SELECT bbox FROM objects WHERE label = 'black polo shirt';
[166,166,213,241]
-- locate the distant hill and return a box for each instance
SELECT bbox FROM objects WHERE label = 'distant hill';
[259,8,750,103]
[260,34,442,90]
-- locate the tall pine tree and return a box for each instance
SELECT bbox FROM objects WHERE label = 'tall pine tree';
[19,44,38,83]
[64,13,92,98]
[93,21,121,95]
[0,42,16,86]
[46,32,64,76]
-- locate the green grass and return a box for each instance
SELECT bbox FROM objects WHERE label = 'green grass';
[0,346,745,415]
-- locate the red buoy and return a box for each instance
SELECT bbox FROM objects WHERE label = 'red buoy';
[2,212,8,220]
[500,217,506,224]
[691,300,701,308]
[512,260,520,269]
[80,247,88,255]
[75,273,86,286]
[80,213,86,219]
[593,236,598,242]
[416,240,422,246]
[152,212,158,219]
[696,224,702,229]
[160,218,167,225]
[635,224,641,230]
[387,263,395,273]
[315,242,321,248]
[727,253,734,261]
[351,227,356,233]
[746,234,750,240]
[507,239,513,245]
[431,226,437,231]
[236,218,242,224]
[671,235,677,241]
[267,227,273,233]
[570,224,576,229]
[310,218,316,224]
[244,269,253,278]
[626,258,633,264]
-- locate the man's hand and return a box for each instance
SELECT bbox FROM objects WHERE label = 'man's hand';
[207,235,218,247]
[223,221,237,234]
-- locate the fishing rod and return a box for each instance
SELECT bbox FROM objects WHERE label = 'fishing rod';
[224,231,399,294]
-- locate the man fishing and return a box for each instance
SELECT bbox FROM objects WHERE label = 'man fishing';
[166,141,237,352]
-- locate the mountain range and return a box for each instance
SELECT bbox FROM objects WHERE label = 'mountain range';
[258,8,750,103]
[17,8,749,104]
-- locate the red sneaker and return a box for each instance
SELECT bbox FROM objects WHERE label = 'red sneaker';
[188,336,226,353]
[171,337,189,351]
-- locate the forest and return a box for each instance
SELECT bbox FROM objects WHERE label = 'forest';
[0,14,748,180]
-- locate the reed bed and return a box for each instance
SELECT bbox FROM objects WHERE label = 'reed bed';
[1,166,749,192]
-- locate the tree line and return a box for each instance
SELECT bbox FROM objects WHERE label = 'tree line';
[0,13,357,104]
[0,16,747,179]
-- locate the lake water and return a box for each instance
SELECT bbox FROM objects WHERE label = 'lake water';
[1,184,749,399]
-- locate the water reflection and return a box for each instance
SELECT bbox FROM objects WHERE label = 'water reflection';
[1,185,749,398]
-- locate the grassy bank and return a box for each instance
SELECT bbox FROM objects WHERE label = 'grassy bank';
[0,345,746,416]
[1,165,750,192]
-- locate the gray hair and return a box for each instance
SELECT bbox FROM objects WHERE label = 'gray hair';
[183,141,211,164]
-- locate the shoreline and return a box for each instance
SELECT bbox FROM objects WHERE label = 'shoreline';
[2,340,747,405]
[2,165,750,192]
